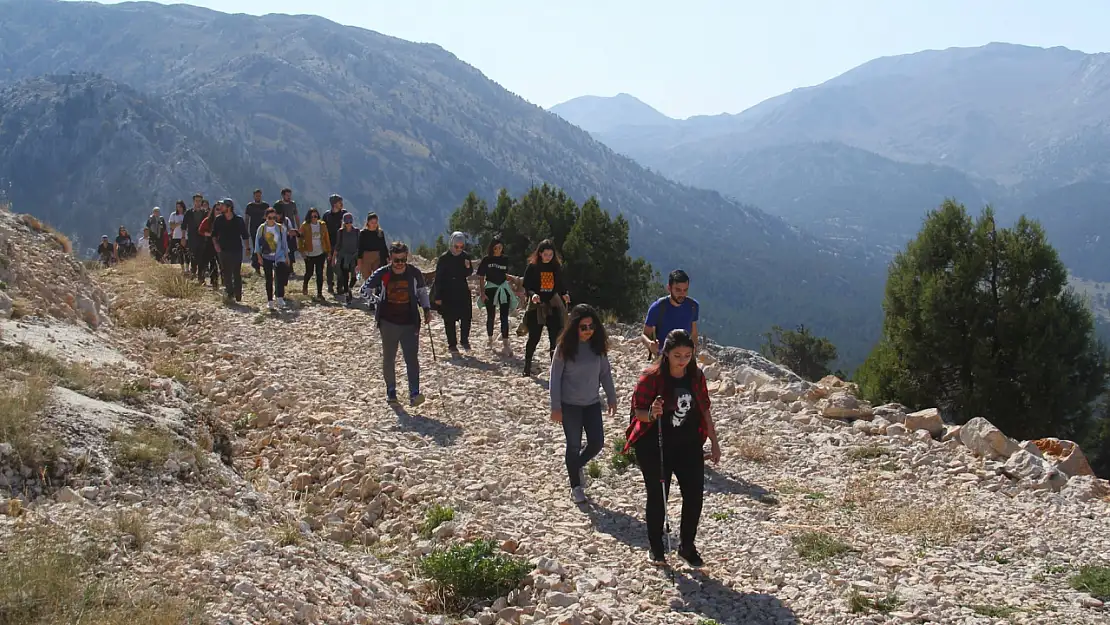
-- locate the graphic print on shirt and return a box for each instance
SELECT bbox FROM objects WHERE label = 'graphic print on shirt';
[540,271,555,291]
[263,225,280,254]
[672,390,693,428]
[386,278,411,305]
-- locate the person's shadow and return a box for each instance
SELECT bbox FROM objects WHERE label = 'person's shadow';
[671,569,798,625]
[585,503,797,625]
[704,466,774,503]
[389,404,463,447]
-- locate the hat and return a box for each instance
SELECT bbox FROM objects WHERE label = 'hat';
[222,198,235,209]
[342,213,354,224]
[101,234,109,239]
[152,206,161,213]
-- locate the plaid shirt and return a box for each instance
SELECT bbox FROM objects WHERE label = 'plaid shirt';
[622,366,711,453]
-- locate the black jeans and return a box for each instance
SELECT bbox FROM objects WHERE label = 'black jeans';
[561,402,604,488]
[262,258,289,300]
[524,307,562,373]
[197,242,219,286]
[302,254,326,295]
[485,287,511,339]
[218,249,243,300]
[326,257,336,291]
[336,257,357,296]
[634,430,705,556]
[442,300,473,350]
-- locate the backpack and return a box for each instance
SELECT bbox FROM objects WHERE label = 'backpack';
[646,296,698,360]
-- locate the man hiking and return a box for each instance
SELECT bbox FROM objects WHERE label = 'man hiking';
[245,188,270,275]
[273,187,300,273]
[364,241,432,408]
[183,194,204,277]
[146,207,169,262]
[322,194,350,294]
[212,198,250,303]
[641,269,699,359]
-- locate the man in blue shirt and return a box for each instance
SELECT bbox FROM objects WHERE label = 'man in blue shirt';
[640,269,700,357]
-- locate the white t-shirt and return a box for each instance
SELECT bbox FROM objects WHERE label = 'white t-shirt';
[168,212,185,239]
[308,223,324,256]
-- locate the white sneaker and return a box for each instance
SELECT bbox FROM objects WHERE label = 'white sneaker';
[267,300,276,310]
[276,297,286,308]
[571,486,587,504]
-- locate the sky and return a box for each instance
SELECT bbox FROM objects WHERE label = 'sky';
[84,0,1110,118]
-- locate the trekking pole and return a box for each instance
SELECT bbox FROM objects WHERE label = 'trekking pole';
[656,398,674,582]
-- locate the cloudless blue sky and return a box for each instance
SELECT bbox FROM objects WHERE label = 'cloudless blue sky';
[86,0,1110,118]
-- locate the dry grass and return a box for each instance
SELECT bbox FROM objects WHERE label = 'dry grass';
[19,214,46,233]
[114,510,152,552]
[0,524,204,624]
[8,297,32,320]
[109,426,177,470]
[736,436,770,463]
[0,344,92,390]
[0,375,55,469]
[153,358,193,385]
[846,444,890,461]
[867,501,977,543]
[178,523,228,556]
[48,232,72,254]
[114,298,179,332]
[116,256,204,299]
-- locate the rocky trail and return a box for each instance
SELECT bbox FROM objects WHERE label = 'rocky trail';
[0,206,1108,625]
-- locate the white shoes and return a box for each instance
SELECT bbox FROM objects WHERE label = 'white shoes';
[267,300,276,310]
[571,486,587,504]
[276,297,286,308]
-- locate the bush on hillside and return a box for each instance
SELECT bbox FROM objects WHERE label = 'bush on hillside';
[439,185,658,322]
[760,324,838,382]
[418,539,530,611]
[855,199,1108,454]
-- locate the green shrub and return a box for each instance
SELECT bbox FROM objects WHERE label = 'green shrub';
[1069,565,1110,600]
[419,504,456,538]
[609,436,636,473]
[418,539,530,611]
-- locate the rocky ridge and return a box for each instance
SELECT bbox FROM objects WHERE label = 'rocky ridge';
[0,204,1108,624]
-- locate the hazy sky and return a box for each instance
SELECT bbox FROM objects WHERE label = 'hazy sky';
[85,0,1110,118]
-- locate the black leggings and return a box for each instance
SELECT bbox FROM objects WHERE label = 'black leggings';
[442,302,473,350]
[302,254,326,295]
[336,258,357,295]
[262,258,289,300]
[524,307,562,372]
[485,287,511,339]
[197,242,219,286]
[634,431,705,556]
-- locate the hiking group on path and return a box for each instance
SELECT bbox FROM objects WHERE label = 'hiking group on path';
[104,189,722,571]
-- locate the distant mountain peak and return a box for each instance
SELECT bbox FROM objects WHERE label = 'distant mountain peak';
[549,93,675,133]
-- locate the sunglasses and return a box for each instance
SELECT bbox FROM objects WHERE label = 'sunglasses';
[392,257,408,265]
[579,322,595,332]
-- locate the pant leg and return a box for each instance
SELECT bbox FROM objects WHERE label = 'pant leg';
[275,262,288,298]
[635,432,668,556]
[499,300,511,339]
[524,309,543,372]
[672,440,706,549]
[311,255,325,295]
[484,288,497,337]
[326,258,335,290]
[561,403,586,488]
[219,250,237,298]
[459,299,472,346]
[379,320,402,395]
[443,312,458,350]
[398,323,421,397]
[303,256,313,290]
[337,262,350,295]
[577,402,605,472]
[545,310,563,355]
[263,259,275,300]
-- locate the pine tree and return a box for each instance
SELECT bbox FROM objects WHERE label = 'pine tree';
[760,324,838,382]
[856,199,1108,440]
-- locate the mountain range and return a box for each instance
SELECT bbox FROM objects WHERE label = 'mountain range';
[550,43,1110,281]
[0,0,885,367]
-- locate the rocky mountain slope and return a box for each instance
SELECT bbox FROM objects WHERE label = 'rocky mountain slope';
[550,94,678,134]
[0,0,886,367]
[553,43,1110,281]
[1,203,1108,624]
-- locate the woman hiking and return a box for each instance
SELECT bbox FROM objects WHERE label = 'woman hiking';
[332,212,361,305]
[625,329,721,567]
[550,304,617,504]
[477,236,517,354]
[357,212,389,283]
[521,239,569,376]
[254,206,291,309]
[299,207,331,299]
[196,200,220,289]
[115,226,137,261]
[168,200,188,270]
[432,231,474,355]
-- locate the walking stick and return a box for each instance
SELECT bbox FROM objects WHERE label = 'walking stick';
[655,398,674,582]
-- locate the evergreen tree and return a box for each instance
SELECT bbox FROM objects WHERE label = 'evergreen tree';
[760,324,838,382]
[856,199,1108,441]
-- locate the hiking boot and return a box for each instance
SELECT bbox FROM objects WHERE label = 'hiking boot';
[648,548,666,566]
[677,545,704,568]
[302,285,308,296]
[460,342,471,352]
[571,486,586,504]
[386,390,400,406]
[410,393,425,408]
[449,347,461,358]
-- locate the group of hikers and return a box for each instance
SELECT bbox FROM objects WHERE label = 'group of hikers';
[102,188,718,569]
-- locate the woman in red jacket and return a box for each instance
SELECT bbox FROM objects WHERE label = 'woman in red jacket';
[624,329,721,567]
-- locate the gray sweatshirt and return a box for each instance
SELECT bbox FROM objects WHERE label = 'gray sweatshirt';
[549,341,618,410]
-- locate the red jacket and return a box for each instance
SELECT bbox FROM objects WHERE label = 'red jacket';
[622,366,711,454]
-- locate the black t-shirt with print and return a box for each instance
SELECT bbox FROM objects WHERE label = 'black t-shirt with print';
[477,255,509,285]
[380,270,416,325]
[662,371,700,445]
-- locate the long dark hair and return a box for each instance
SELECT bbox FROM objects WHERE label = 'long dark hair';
[486,236,504,257]
[174,200,186,214]
[556,304,609,361]
[303,207,321,225]
[527,238,562,266]
[643,329,698,378]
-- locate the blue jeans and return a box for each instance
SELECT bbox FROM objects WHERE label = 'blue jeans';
[561,402,604,488]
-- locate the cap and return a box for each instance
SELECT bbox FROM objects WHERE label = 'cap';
[101,234,109,239]
[342,213,354,223]
[222,198,235,209]
[329,194,343,206]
